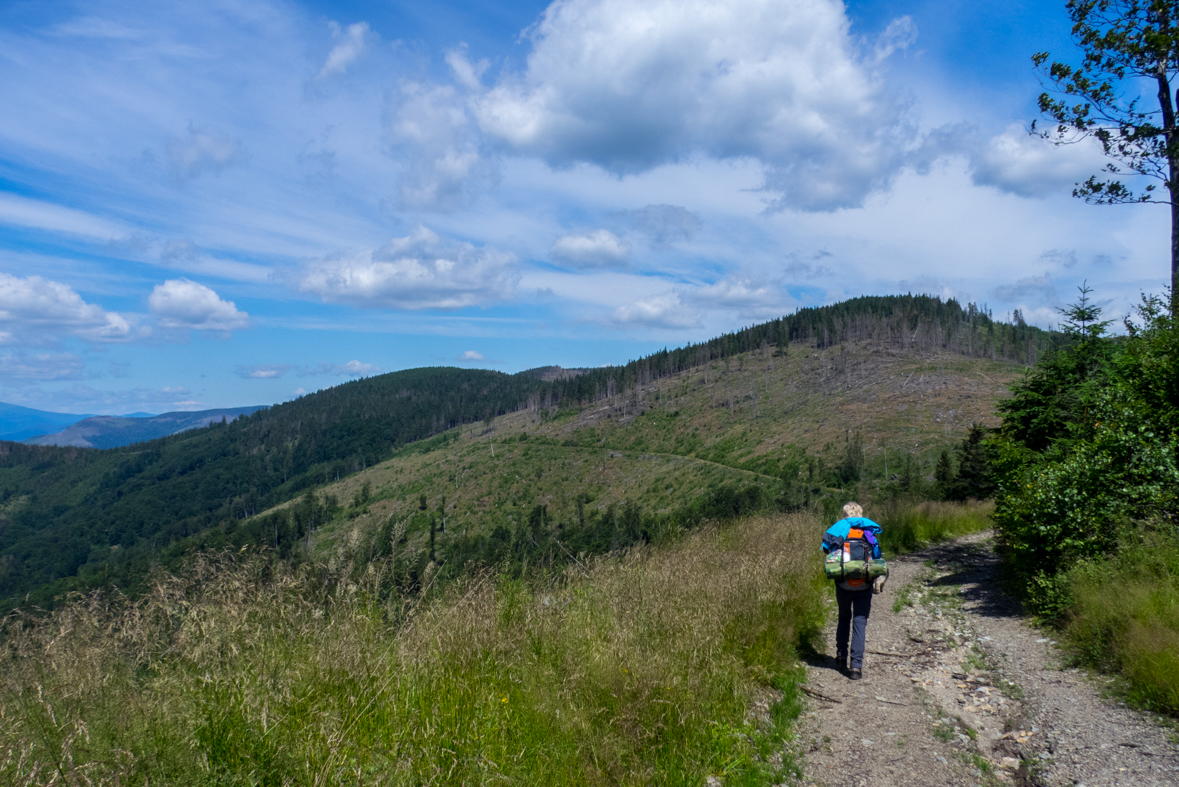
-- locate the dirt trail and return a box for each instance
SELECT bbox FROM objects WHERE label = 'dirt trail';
[794,532,1179,786]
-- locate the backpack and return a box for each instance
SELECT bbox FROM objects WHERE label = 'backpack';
[824,527,888,584]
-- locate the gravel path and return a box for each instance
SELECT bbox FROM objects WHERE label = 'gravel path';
[793,531,1179,787]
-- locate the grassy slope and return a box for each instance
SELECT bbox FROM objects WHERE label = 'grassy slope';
[1,513,826,786]
[303,340,1022,557]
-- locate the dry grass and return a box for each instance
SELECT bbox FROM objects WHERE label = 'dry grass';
[1,513,827,786]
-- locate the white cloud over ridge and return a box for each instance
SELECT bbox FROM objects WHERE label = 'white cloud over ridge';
[303,360,383,376]
[292,225,518,310]
[0,273,132,343]
[550,229,630,269]
[471,0,913,211]
[612,292,701,329]
[148,279,250,332]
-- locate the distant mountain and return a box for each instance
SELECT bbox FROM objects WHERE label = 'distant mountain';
[25,407,269,449]
[0,402,94,442]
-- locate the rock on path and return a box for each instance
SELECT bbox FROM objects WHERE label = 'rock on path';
[794,531,1179,787]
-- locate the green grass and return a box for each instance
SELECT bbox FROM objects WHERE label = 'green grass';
[874,499,994,556]
[0,513,827,786]
[1062,529,1179,714]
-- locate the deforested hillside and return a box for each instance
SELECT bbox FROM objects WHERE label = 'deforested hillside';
[0,295,1051,613]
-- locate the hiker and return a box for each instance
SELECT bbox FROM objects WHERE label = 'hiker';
[820,502,886,680]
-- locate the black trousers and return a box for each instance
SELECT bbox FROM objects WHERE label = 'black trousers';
[835,584,873,669]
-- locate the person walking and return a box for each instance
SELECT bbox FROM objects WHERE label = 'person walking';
[820,502,885,680]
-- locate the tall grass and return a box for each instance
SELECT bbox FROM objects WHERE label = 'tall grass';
[872,499,995,556]
[1062,529,1179,714]
[0,513,826,786]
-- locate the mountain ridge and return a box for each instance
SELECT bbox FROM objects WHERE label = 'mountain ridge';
[25,406,268,449]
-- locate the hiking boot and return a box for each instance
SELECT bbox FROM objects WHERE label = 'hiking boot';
[836,655,848,673]
[849,668,862,681]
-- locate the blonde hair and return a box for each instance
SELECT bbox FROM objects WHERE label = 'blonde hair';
[842,502,863,518]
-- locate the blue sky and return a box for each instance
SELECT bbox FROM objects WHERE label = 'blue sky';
[0,0,1167,414]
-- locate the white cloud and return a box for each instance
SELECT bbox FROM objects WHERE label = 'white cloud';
[291,225,518,310]
[158,239,273,283]
[472,0,911,211]
[872,16,917,63]
[0,272,132,343]
[550,229,630,269]
[691,276,790,319]
[445,45,489,91]
[0,351,86,380]
[0,192,126,240]
[612,292,701,329]
[969,125,1108,198]
[235,363,291,379]
[302,360,383,376]
[456,350,485,362]
[167,123,243,181]
[148,278,251,332]
[391,82,490,211]
[317,21,371,80]
[615,204,702,247]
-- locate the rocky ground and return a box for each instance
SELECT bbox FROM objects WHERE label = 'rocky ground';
[792,532,1179,787]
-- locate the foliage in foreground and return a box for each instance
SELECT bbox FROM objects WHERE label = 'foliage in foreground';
[993,289,1179,712]
[0,513,826,787]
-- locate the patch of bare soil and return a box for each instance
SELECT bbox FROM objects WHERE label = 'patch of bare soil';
[792,532,1179,787]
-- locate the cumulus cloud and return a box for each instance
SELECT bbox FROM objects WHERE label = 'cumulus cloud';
[391,82,491,211]
[148,278,251,333]
[550,229,630,269]
[690,276,788,319]
[290,225,518,310]
[615,204,702,247]
[969,125,1107,198]
[612,292,701,329]
[0,272,132,343]
[456,350,485,362]
[167,123,243,181]
[235,364,291,379]
[472,0,912,211]
[317,21,371,80]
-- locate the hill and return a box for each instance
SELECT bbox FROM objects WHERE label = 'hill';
[25,406,269,448]
[0,294,1053,612]
[0,401,94,442]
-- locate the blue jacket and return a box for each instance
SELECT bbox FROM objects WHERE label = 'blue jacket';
[820,517,883,559]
